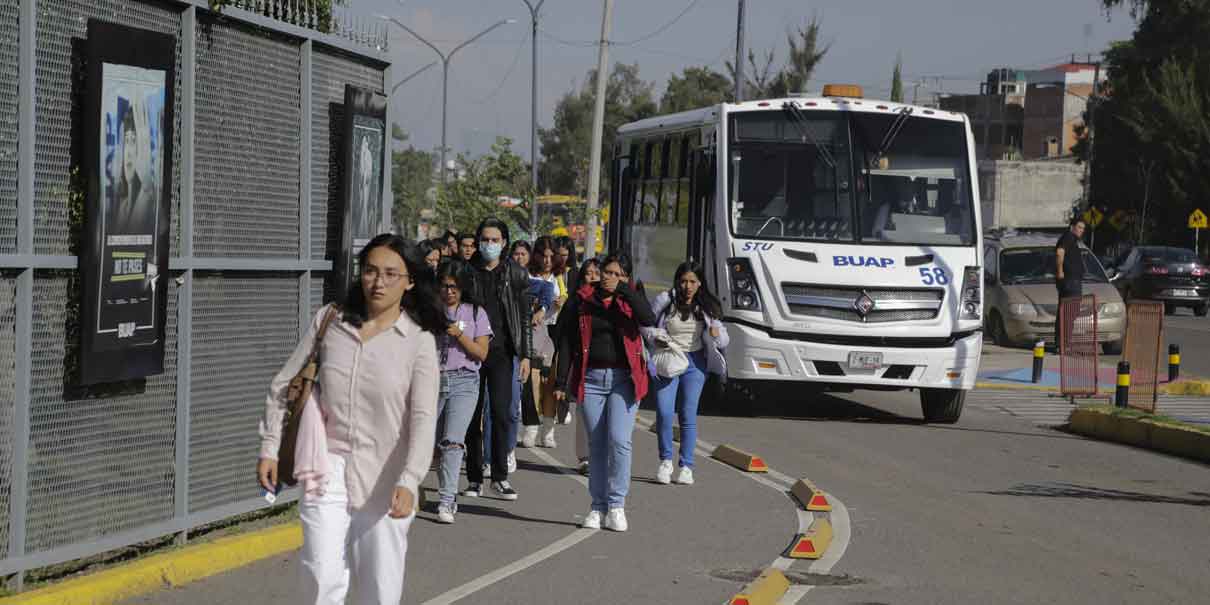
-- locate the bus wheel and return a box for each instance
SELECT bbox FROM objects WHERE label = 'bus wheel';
[920,388,965,424]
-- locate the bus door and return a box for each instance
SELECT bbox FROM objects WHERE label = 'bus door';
[687,144,717,277]
[609,153,636,254]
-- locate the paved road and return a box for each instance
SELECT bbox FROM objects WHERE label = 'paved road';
[1159,310,1210,378]
[123,387,1210,605]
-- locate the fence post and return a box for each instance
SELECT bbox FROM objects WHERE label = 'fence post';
[1168,344,1180,382]
[1032,340,1044,383]
[1116,360,1130,408]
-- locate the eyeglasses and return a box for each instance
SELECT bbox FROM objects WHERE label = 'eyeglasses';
[440,284,460,291]
[362,267,408,286]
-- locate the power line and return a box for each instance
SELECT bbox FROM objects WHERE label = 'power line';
[613,0,702,46]
[537,27,597,48]
[474,27,530,103]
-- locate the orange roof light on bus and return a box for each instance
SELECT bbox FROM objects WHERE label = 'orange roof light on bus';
[822,84,863,99]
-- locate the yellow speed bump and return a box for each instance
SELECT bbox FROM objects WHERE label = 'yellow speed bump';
[728,568,790,605]
[711,444,768,472]
[784,517,834,560]
[790,478,832,511]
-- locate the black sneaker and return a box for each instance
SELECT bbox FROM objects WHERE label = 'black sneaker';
[462,483,481,498]
[491,481,518,501]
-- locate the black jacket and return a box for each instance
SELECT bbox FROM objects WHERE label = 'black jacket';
[471,255,534,359]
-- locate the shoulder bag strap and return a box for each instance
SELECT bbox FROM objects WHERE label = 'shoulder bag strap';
[305,305,341,367]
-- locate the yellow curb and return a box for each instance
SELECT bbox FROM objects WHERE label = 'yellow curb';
[711,444,769,472]
[790,478,831,512]
[0,523,302,605]
[1068,408,1210,463]
[1158,378,1210,397]
[784,517,834,560]
[728,568,790,605]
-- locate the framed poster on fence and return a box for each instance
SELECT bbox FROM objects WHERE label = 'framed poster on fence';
[79,20,176,384]
[335,84,388,298]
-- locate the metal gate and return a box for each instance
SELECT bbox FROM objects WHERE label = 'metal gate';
[1123,301,1164,412]
[1059,294,1098,397]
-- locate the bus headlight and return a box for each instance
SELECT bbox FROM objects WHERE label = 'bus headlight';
[960,266,981,320]
[728,257,763,311]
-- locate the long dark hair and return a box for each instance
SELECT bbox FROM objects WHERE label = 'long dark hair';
[602,251,645,297]
[573,257,601,291]
[554,235,577,274]
[435,257,481,308]
[669,260,722,321]
[343,234,447,334]
[529,236,556,276]
[509,239,531,258]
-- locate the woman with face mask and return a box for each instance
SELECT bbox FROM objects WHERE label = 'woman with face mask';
[257,235,444,604]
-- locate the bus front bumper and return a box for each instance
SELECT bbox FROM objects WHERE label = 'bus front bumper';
[725,322,982,391]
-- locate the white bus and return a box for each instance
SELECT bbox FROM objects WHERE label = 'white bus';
[608,85,982,422]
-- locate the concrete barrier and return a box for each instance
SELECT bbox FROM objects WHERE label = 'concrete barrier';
[1069,407,1210,463]
[727,568,790,605]
[790,478,831,512]
[711,444,769,472]
[784,517,834,560]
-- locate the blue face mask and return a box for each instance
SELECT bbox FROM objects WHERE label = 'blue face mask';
[479,242,503,262]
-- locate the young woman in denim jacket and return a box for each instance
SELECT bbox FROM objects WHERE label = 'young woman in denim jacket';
[643,261,729,486]
[433,259,492,524]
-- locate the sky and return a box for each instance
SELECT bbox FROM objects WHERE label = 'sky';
[352,0,1138,163]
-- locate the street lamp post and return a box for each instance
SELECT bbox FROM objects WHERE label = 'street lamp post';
[380,15,516,192]
[389,60,437,96]
[521,1,546,236]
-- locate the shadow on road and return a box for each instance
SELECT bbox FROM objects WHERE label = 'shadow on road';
[981,481,1210,506]
[423,502,583,527]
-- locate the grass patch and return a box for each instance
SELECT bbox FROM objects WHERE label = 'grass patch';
[1080,404,1210,436]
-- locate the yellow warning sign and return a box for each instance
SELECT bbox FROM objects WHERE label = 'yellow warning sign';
[1108,209,1128,231]
[1082,207,1104,227]
[1190,209,1208,229]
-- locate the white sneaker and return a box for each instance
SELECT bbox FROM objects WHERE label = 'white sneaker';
[655,460,674,484]
[674,466,694,485]
[482,464,491,478]
[605,508,628,532]
[520,425,538,448]
[540,419,557,448]
[506,451,517,474]
[581,510,602,529]
[436,504,455,524]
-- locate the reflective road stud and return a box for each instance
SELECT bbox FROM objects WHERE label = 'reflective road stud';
[1169,344,1180,382]
[1116,360,1131,408]
[1032,340,1045,383]
[728,568,790,605]
[712,444,769,472]
[784,517,834,559]
[790,478,832,512]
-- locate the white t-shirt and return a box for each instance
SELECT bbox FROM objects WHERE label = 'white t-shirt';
[665,310,704,352]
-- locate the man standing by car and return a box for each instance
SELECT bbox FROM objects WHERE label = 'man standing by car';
[1054,217,1086,351]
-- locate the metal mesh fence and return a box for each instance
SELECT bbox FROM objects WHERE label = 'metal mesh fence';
[1059,294,1098,397]
[188,274,299,513]
[311,49,384,260]
[310,273,327,317]
[0,2,18,253]
[193,16,301,258]
[1124,301,1164,412]
[25,272,179,553]
[0,274,17,558]
[33,0,183,255]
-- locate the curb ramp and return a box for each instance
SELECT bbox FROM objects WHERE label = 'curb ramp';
[727,568,790,605]
[711,444,769,472]
[784,517,834,560]
[790,478,832,511]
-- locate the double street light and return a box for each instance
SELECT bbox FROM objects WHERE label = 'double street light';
[379,13,516,189]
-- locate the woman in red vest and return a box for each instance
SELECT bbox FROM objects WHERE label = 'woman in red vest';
[554,252,655,532]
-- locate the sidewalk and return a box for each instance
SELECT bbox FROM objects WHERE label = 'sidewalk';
[977,343,1206,394]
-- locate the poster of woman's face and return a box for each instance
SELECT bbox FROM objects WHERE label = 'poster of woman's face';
[96,62,165,347]
[351,114,384,247]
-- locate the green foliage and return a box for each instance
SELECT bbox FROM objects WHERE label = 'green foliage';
[538,63,657,197]
[437,137,533,236]
[725,15,830,98]
[660,66,733,113]
[390,125,434,240]
[890,53,904,103]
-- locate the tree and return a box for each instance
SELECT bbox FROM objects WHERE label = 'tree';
[724,14,830,98]
[437,137,532,234]
[539,63,657,200]
[390,125,434,239]
[660,66,733,113]
[890,53,905,103]
[725,49,779,99]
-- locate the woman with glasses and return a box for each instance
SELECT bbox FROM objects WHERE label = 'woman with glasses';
[257,234,445,604]
[554,253,655,532]
[433,258,492,524]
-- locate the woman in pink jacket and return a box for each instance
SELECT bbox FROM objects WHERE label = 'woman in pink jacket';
[257,234,445,605]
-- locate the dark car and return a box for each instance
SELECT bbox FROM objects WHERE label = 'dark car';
[1107,246,1210,315]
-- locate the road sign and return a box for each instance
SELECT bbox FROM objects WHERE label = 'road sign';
[1083,207,1104,227]
[1189,209,1208,229]
[1108,209,1128,231]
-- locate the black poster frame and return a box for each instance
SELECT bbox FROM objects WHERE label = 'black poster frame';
[334,84,388,300]
[79,19,176,384]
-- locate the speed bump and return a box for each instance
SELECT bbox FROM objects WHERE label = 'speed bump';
[790,478,832,511]
[728,568,790,605]
[645,423,681,442]
[711,444,768,472]
[784,517,833,559]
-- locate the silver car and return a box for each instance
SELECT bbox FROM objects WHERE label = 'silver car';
[984,234,1125,354]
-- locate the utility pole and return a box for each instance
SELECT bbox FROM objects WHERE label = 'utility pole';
[522,1,546,237]
[584,0,614,258]
[733,0,746,102]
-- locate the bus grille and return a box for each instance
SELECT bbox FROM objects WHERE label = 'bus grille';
[782,284,944,323]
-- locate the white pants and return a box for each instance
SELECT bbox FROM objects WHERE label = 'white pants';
[299,454,414,605]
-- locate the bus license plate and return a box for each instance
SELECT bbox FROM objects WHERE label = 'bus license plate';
[848,351,883,370]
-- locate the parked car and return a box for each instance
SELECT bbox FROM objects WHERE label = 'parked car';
[984,233,1125,354]
[1106,246,1210,315]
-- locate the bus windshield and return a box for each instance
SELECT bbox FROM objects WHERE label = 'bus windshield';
[728,109,975,246]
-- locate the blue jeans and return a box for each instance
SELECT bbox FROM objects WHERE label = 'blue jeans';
[483,356,521,469]
[437,369,480,507]
[579,368,639,511]
[653,350,707,468]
